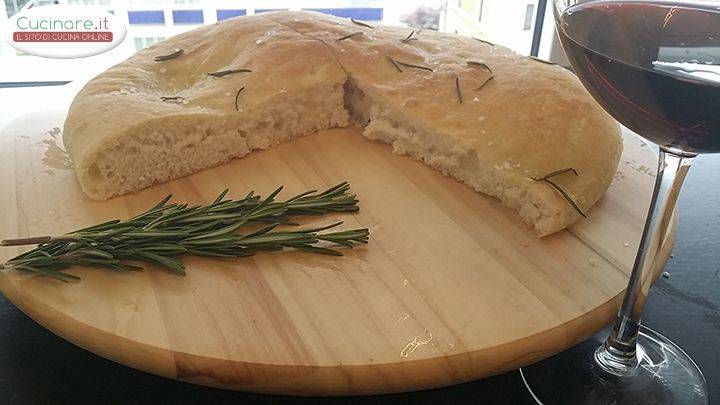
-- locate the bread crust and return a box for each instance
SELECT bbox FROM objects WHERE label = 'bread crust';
[63,11,622,236]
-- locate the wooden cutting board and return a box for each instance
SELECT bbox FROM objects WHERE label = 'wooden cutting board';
[0,109,674,395]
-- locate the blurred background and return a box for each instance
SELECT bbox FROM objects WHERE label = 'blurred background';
[0,0,562,125]
[0,0,563,82]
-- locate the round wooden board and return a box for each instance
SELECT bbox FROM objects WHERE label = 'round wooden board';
[0,110,674,395]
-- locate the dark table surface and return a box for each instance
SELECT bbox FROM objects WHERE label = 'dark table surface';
[0,132,718,404]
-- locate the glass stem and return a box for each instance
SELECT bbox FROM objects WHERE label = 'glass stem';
[594,147,695,376]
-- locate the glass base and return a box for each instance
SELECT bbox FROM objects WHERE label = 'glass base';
[520,325,708,405]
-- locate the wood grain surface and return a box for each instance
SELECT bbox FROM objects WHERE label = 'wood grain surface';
[0,109,674,395]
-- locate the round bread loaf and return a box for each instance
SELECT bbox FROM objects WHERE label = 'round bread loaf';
[63,11,622,236]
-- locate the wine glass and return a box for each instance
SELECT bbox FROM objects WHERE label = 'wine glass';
[520,1,719,403]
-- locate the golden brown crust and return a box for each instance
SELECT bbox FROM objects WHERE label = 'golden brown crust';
[63,11,622,235]
[64,15,346,176]
[265,12,622,233]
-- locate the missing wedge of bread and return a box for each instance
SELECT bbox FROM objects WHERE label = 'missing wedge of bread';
[62,11,621,236]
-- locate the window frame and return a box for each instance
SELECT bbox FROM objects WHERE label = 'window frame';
[523,3,535,31]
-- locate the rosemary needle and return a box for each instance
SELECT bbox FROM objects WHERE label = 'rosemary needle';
[397,61,433,72]
[338,31,364,41]
[160,96,184,102]
[0,183,369,281]
[472,37,495,47]
[154,49,184,62]
[539,179,587,218]
[234,87,244,111]
[455,76,463,104]
[208,69,252,78]
[467,61,492,74]
[531,168,587,218]
[350,18,374,28]
[389,57,433,72]
[467,61,493,91]
[400,30,418,43]
[387,56,403,72]
[533,167,578,181]
[529,55,557,65]
[474,75,494,90]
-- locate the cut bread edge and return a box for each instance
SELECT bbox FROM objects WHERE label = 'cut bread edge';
[67,73,619,236]
[72,81,348,200]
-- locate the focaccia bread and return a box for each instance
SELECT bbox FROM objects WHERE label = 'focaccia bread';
[63,11,622,236]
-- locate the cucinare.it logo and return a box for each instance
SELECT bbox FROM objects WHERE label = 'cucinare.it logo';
[4,5,126,58]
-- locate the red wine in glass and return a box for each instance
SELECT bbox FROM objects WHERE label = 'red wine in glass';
[521,1,715,403]
[558,1,720,154]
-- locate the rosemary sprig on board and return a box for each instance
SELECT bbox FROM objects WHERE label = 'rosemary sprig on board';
[337,31,364,41]
[531,168,587,218]
[208,69,252,78]
[154,49,184,62]
[350,18,374,28]
[0,183,369,281]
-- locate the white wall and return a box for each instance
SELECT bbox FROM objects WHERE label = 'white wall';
[439,0,549,57]
[485,1,537,55]
[0,0,390,82]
